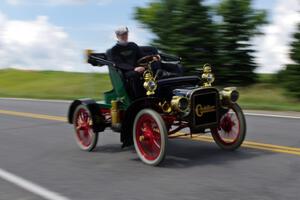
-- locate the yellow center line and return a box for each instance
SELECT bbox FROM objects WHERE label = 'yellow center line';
[195,134,300,152]
[0,109,300,156]
[0,109,67,122]
[180,135,300,156]
[170,132,300,156]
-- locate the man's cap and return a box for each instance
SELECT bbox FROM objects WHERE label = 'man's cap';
[115,26,129,35]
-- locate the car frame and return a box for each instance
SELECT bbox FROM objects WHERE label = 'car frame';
[67,46,246,166]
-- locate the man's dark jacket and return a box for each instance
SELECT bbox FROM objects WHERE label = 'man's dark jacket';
[110,42,143,71]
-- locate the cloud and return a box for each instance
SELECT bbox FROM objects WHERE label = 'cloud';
[0,12,151,73]
[254,0,300,73]
[0,12,107,72]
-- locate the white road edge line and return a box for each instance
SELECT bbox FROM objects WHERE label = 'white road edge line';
[245,112,300,119]
[1,97,299,119]
[0,168,70,200]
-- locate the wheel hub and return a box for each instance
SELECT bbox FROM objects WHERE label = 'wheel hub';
[75,109,93,147]
[135,113,162,161]
[220,115,235,133]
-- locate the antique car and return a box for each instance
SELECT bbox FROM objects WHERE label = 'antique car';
[67,46,246,166]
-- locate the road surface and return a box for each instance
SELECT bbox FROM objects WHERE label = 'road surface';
[0,98,299,200]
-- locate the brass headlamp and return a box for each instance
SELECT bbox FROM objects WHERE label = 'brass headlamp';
[220,87,239,106]
[201,64,215,87]
[171,96,190,113]
[141,55,161,96]
[143,70,157,96]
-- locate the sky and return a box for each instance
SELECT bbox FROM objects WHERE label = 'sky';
[0,0,299,73]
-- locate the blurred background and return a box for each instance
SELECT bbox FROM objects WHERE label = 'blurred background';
[0,0,299,111]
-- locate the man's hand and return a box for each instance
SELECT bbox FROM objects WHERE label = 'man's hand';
[134,66,145,73]
[153,54,161,62]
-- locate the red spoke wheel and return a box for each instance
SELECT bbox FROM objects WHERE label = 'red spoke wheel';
[73,105,98,151]
[211,103,246,150]
[133,109,168,166]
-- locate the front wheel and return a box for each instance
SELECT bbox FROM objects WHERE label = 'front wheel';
[133,109,168,166]
[73,105,98,151]
[211,103,246,150]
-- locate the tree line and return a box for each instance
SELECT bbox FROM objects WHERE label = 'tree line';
[135,0,267,85]
[135,0,300,99]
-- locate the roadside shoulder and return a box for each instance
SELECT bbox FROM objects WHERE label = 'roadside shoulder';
[245,110,300,119]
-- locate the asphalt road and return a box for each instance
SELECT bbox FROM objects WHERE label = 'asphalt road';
[0,98,300,200]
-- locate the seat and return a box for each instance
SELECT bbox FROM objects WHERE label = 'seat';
[104,49,131,105]
[104,46,195,102]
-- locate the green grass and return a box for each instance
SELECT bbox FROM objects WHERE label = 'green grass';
[256,73,277,84]
[0,69,112,100]
[0,69,299,111]
[239,83,300,111]
[237,73,300,111]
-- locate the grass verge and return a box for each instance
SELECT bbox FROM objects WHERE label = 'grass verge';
[0,69,112,100]
[0,69,299,112]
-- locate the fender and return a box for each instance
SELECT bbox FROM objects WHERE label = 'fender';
[68,98,106,133]
[120,97,162,147]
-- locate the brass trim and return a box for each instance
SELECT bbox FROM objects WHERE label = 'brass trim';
[159,101,172,113]
[111,100,120,125]
[201,64,215,87]
[85,49,93,63]
[195,105,216,117]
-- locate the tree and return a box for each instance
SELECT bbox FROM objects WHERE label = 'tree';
[279,23,300,99]
[135,0,267,85]
[135,0,217,73]
[216,0,267,85]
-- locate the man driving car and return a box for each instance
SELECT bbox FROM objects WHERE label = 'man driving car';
[110,26,147,99]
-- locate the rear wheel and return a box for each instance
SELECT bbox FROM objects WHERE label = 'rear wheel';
[133,109,167,166]
[73,105,98,151]
[211,103,246,150]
